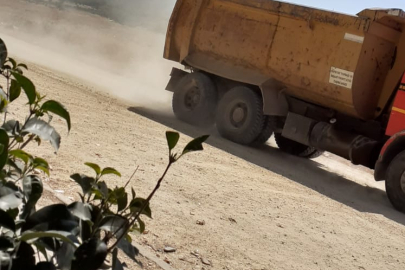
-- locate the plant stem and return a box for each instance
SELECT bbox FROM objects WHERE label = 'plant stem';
[20,135,34,150]
[9,111,35,150]
[107,161,173,252]
[3,71,9,124]
[90,199,106,238]
[124,166,139,189]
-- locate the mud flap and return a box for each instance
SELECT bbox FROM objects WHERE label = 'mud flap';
[165,67,189,92]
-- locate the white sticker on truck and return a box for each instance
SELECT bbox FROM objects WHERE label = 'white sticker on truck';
[344,33,364,44]
[329,67,354,89]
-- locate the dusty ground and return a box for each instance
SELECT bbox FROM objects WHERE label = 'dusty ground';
[1,1,405,270]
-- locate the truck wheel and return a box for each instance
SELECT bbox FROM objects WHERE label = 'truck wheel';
[172,72,218,127]
[251,117,275,146]
[216,86,264,145]
[274,133,323,159]
[385,151,405,212]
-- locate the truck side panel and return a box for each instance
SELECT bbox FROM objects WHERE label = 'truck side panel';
[164,0,405,121]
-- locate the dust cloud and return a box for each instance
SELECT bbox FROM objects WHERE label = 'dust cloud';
[0,0,179,109]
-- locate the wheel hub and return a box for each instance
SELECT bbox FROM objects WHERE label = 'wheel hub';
[184,87,201,110]
[230,103,247,128]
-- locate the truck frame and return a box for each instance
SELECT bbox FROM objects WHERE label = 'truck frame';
[163,0,405,212]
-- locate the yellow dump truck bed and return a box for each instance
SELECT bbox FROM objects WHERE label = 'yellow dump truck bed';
[164,0,405,120]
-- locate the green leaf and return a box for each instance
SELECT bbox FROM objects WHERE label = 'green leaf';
[0,190,23,211]
[117,189,128,212]
[35,136,42,146]
[166,131,180,151]
[97,181,108,198]
[0,40,8,68]
[20,230,76,247]
[71,238,107,270]
[9,79,21,102]
[0,251,11,268]
[90,189,103,201]
[17,63,28,70]
[9,149,33,165]
[6,158,22,175]
[68,202,92,221]
[2,120,21,136]
[99,215,128,239]
[108,187,127,211]
[112,248,124,270]
[0,90,9,113]
[12,242,36,270]
[11,72,36,105]
[0,209,16,231]
[33,262,57,270]
[129,198,152,218]
[137,217,145,234]
[85,162,101,176]
[182,135,209,155]
[0,236,14,250]
[22,118,61,152]
[41,100,71,131]
[22,175,43,199]
[0,129,9,170]
[79,220,92,242]
[6,208,19,220]
[15,67,23,75]
[70,174,95,195]
[101,167,121,177]
[22,204,76,232]
[34,242,49,262]
[125,233,132,243]
[33,157,50,176]
[131,188,136,200]
[22,175,43,219]
[117,237,139,264]
[55,242,75,270]
[7,57,16,69]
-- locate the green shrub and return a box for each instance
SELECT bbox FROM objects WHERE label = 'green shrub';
[0,38,208,270]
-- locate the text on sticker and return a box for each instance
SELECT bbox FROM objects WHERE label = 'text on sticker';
[329,67,354,89]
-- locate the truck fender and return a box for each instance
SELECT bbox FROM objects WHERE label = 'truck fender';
[374,130,405,181]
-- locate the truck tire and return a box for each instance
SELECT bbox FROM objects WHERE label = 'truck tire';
[172,72,218,127]
[385,150,405,213]
[216,86,264,145]
[251,116,275,146]
[274,133,323,159]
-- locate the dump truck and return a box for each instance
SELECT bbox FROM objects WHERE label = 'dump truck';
[163,0,405,212]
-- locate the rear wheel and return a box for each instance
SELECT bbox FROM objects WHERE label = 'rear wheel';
[274,133,323,159]
[172,72,218,127]
[385,151,405,213]
[216,86,264,145]
[251,116,275,146]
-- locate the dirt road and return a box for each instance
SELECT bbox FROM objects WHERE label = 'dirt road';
[1,1,405,270]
